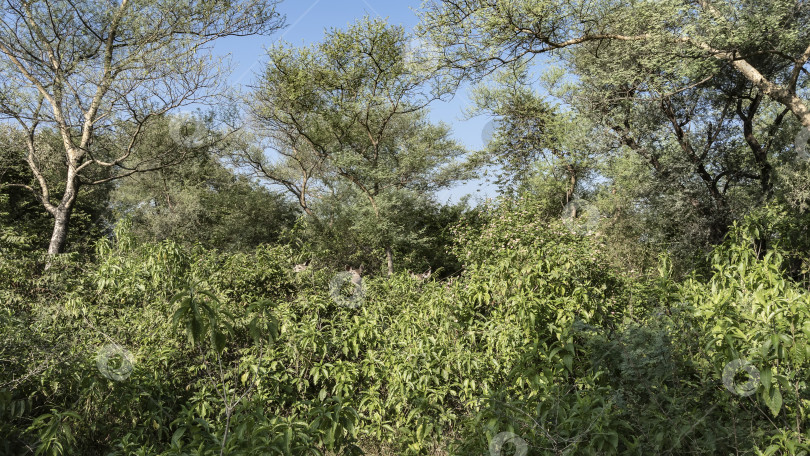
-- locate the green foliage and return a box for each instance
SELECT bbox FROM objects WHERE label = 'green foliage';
[171,287,233,353]
[0,126,113,255]
[3,192,810,454]
[111,141,298,251]
[418,0,810,279]
[288,186,471,276]
[245,17,470,273]
[3,4,810,456]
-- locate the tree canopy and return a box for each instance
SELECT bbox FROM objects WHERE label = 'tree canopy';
[0,0,285,254]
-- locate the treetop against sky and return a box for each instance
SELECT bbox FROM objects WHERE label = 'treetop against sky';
[211,0,500,202]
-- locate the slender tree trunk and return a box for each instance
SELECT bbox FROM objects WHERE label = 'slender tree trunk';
[385,246,393,277]
[565,163,577,203]
[48,206,73,255]
[364,194,394,277]
[47,170,80,257]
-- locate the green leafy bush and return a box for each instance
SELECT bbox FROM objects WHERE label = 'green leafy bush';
[2,197,808,455]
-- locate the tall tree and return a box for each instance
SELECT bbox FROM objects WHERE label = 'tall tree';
[418,0,810,128]
[243,18,468,275]
[1,123,114,254]
[466,62,598,200]
[0,0,285,255]
[419,0,810,270]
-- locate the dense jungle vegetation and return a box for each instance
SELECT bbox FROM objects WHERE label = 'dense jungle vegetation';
[2,0,810,454]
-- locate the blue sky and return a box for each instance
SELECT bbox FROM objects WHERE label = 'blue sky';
[211,0,498,204]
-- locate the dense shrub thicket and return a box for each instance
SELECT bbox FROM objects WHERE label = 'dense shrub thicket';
[2,197,808,455]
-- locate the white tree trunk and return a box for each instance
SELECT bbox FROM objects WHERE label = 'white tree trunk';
[386,246,394,277]
[47,207,72,255]
[47,170,79,256]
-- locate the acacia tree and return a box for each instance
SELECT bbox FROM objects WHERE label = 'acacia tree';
[241,18,467,275]
[0,0,285,255]
[557,3,807,237]
[418,0,810,130]
[418,0,810,269]
[465,61,602,202]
